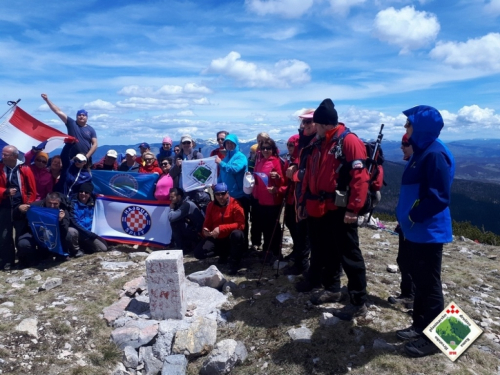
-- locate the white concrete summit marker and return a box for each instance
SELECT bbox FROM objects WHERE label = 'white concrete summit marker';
[146,250,187,320]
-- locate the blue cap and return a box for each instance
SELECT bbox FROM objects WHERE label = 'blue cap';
[76,109,88,117]
[138,142,150,149]
[214,182,228,193]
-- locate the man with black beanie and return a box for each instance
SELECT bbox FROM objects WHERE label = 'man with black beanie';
[297,98,370,320]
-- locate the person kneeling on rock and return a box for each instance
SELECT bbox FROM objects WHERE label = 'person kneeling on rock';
[194,183,245,275]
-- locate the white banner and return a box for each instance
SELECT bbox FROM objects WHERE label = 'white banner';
[181,157,218,192]
[92,196,171,247]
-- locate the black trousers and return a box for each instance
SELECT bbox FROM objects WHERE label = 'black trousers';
[235,196,250,249]
[0,207,24,265]
[284,203,310,269]
[256,204,282,257]
[250,196,262,247]
[306,209,367,306]
[194,230,245,263]
[397,231,415,298]
[407,241,444,333]
[170,221,200,253]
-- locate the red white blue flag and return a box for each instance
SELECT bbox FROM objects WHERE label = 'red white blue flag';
[0,106,68,153]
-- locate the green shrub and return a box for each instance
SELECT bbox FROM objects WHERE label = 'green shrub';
[452,220,499,245]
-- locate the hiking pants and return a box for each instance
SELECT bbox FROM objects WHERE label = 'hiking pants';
[306,209,367,306]
[193,230,245,263]
[250,195,262,247]
[235,196,250,250]
[285,203,310,269]
[397,230,415,298]
[257,204,282,257]
[407,241,444,333]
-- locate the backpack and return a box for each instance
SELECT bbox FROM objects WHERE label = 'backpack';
[331,127,384,216]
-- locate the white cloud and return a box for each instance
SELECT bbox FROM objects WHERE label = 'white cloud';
[261,27,299,41]
[329,0,366,16]
[176,110,195,116]
[118,83,212,98]
[204,51,310,88]
[115,97,190,110]
[430,33,500,71]
[373,6,440,53]
[485,0,500,15]
[83,99,116,111]
[245,0,314,18]
[456,105,500,125]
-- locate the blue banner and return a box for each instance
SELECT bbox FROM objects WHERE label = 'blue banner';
[91,170,159,200]
[26,206,66,256]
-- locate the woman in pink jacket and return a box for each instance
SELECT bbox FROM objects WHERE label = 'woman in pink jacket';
[29,152,54,201]
[252,138,284,261]
[154,157,174,201]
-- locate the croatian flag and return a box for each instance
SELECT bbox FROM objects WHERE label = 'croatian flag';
[0,106,68,153]
[92,196,171,247]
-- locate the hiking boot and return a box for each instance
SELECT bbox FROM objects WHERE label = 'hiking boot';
[74,250,85,258]
[396,326,421,341]
[332,303,367,321]
[228,262,240,276]
[388,294,414,305]
[404,337,439,358]
[1,262,11,271]
[310,290,343,305]
[295,279,322,293]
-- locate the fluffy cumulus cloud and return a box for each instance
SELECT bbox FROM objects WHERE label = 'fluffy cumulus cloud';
[485,0,500,15]
[245,0,314,18]
[328,0,366,16]
[204,51,310,88]
[430,33,500,71]
[373,6,440,53]
[83,99,116,111]
[118,83,212,98]
[456,105,500,126]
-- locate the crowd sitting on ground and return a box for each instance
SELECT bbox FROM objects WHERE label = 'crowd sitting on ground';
[0,95,455,359]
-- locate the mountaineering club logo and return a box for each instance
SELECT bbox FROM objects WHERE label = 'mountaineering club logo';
[190,160,212,185]
[121,205,152,236]
[110,173,140,198]
[33,222,58,250]
[424,301,483,361]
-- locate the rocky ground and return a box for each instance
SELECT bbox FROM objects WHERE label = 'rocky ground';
[0,220,499,375]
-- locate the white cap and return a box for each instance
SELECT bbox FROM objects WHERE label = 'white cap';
[125,148,136,157]
[74,153,87,163]
[181,135,193,144]
[106,149,118,158]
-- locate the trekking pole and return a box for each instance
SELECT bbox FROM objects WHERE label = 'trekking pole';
[257,184,290,284]
[0,99,21,122]
[367,124,384,222]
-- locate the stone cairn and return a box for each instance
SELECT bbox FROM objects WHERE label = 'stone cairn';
[103,250,248,375]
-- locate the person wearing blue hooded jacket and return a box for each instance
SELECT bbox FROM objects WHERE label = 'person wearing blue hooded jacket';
[395,105,455,358]
[215,133,250,248]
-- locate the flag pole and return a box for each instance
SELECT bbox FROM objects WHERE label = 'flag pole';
[0,99,21,122]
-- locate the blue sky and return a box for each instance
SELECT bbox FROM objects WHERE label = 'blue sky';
[1,0,499,146]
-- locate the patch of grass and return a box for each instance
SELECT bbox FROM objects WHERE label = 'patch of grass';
[452,220,500,245]
[88,342,121,367]
[52,319,72,335]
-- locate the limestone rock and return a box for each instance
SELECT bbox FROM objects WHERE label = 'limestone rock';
[287,327,312,343]
[139,346,163,375]
[16,318,38,338]
[320,312,340,326]
[123,276,148,297]
[172,316,217,357]
[162,354,188,375]
[39,277,62,291]
[200,339,248,375]
[111,320,159,349]
[111,362,132,375]
[153,320,190,361]
[126,294,150,315]
[187,265,226,289]
[103,296,131,326]
[276,293,294,303]
[123,345,139,369]
[101,261,135,270]
[386,264,398,273]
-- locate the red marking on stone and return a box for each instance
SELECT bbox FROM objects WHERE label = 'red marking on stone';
[160,291,169,299]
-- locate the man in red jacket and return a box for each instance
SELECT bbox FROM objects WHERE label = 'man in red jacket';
[0,145,37,270]
[297,99,369,320]
[194,182,245,275]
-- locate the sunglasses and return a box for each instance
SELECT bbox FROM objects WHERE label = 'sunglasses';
[261,146,272,151]
[217,138,225,142]
[144,158,154,161]
[79,191,90,195]
[401,142,411,147]
[214,192,227,196]
[35,158,48,164]
[161,162,170,166]
[182,141,191,145]
[302,119,313,125]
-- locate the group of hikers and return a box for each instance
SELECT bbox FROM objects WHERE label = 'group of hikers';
[0,94,455,359]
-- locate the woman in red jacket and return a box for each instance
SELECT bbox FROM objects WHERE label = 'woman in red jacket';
[139,152,162,174]
[252,138,284,262]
